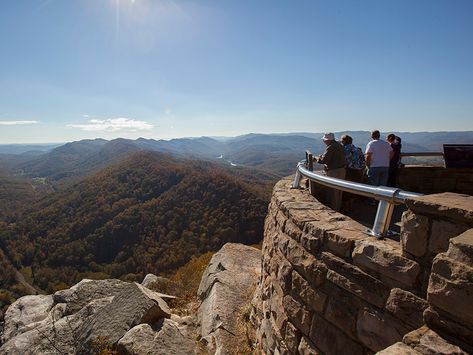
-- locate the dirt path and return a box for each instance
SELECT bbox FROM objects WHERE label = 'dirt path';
[1,248,38,295]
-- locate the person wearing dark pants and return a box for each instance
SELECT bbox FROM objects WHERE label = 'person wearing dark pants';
[316,133,346,211]
[365,130,393,186]
[386,133,402,187]
[341,134,365,212]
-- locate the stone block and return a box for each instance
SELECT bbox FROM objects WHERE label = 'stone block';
[423,307,473,352]
[401,210,429,257]
[291,271,326,314]
[310,314,364,355]
[447,229,473,264]
[405,193,473,225]
[270,284,288,339]
[270,310,287,342]
[284,237,327,287]
[270,250,284,275]
[322,252,389,308]
[282,295,311,336]
[277,232,291,257]
[298,336,321,355]
[325,229,366,259]
[353,241,420,288]
[403,325,468,355]
[323,288,359,339]
[385,288,428,329]
[275,210,287,230]
[300,232,322,256]
[284,219,302,241]
[284,321,301,354]
[428,254,473,328]
[277,255,293,294]
[377,342,421,355]
[429,220,468,254]
[356,308,409,352]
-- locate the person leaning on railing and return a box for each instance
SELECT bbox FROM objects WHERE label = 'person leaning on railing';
[315,132,346,211]
[386,133,402,187]
[341,134,366,212]
[365,130,393,186]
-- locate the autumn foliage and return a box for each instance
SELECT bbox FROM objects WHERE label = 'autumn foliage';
[0,152,269,293]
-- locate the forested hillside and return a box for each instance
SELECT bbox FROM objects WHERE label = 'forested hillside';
[0,152,269,293]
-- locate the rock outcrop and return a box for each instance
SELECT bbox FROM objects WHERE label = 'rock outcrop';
[117,316,196,355]
[0,278,195,355]
[198,243,261,354]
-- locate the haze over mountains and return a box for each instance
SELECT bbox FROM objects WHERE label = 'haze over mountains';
[1,131,471,181]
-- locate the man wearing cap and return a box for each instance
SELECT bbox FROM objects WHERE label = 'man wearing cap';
[316,133,346,211]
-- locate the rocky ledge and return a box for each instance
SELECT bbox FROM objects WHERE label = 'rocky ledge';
[0,278,196,355]
[0,242,260,355]
[198,243,261,354]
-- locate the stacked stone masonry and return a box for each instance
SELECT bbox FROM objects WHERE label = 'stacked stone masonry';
[397,166,473,196]
[252,178,473,354]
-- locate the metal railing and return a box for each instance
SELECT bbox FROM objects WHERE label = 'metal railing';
[292,159,423,238]
[400,152,443,157]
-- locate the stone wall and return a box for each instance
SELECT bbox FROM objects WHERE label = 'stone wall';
[252,177,473,354]
[397,166,473,195]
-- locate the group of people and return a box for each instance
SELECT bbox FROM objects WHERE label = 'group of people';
[315,130,402,211]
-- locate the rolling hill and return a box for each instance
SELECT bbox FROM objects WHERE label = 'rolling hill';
[0,152,270,293]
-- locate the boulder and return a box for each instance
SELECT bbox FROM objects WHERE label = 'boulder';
[141,274,180,298]
[0,296,113,355]
[1,294,54,343]
[53,278,129,315]
[198,243,261,354]
[117,317,196,355]
[1,279,173,355]
[78,282,171,351]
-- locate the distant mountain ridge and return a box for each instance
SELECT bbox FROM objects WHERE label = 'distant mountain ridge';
[0,131,471,184]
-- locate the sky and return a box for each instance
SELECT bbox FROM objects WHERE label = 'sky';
[0,0,472,143]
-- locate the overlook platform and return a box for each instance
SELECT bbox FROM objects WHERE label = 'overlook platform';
[252,176,473,354]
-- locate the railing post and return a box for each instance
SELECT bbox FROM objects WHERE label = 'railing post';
[307,153,316,197]
[291,160,305,188]
[367,200,395,238]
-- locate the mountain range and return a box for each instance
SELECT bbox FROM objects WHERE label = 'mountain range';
[1,131,471,183]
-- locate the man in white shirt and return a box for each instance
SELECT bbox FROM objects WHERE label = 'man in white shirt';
[365,130,393,186]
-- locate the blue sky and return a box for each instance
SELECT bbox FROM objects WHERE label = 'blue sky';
[0,0,472,143]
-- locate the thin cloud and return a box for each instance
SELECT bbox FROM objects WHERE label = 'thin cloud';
[68,118,154,132]
[0,120,39,125]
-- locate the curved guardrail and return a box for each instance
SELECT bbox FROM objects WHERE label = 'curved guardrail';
[400,152,443,157]
[292,160,423,238]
